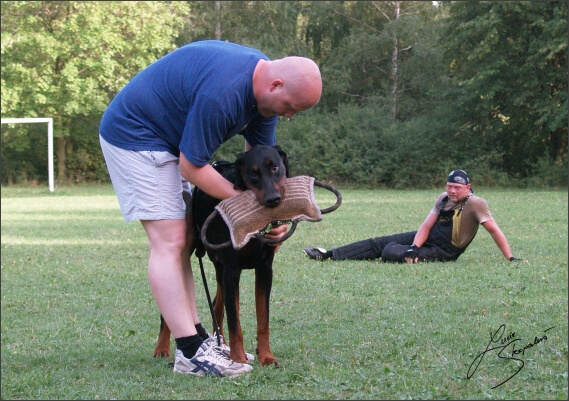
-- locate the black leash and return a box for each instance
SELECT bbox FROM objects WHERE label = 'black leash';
[195,247,222,347]
[192,183,223,348]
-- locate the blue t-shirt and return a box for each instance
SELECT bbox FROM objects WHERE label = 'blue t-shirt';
[99,40,278,166]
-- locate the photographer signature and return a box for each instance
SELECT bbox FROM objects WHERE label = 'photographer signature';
[466,324,555,389]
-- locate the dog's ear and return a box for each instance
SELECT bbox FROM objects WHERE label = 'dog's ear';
[233,151,247,190]
[272,145,290,178]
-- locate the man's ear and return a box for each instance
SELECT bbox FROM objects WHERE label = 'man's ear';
[272,145,289,178]
[270,79,283,91]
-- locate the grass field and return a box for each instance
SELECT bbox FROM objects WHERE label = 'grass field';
[1,184,567,400]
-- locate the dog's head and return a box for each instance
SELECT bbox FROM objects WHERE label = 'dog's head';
[234,145,289,208]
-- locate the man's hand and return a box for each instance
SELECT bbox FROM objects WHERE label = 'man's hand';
[403,244,420,264]
[264,223,289,253]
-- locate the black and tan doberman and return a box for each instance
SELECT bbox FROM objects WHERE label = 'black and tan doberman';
[153,144,289,367]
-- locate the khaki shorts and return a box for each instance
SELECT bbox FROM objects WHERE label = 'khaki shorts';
[99,135,191,222]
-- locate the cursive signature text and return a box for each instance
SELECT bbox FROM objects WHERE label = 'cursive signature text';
[466,324,555,388]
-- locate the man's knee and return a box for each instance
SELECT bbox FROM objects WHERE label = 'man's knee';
[380,242,408,263]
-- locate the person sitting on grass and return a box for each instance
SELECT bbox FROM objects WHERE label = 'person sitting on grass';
[304,169,523,264]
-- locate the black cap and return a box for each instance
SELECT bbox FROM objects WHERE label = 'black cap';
[447,169,470,185]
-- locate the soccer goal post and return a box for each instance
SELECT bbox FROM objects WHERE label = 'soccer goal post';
[1,117,54,192]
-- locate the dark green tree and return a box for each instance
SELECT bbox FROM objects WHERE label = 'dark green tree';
[440,1,568,181]
[1,1,190,184]
[282,1,451,187]
[179,1,308,58]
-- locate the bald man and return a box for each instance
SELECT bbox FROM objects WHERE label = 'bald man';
[99,40,322,376]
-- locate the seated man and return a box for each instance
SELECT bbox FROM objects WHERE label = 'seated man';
[304,170,523,264]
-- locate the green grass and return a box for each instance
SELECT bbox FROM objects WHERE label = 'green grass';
[1,184,567,400]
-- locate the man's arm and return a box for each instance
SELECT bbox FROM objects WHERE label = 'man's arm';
[179,152,241,200]
[481,219,515,260]
[404,212,439,263]
[412,213,439,247]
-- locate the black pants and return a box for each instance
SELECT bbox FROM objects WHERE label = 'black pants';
[331,230,462,263]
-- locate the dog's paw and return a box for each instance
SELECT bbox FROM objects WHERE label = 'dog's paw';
[153,348,171,358]
[258,354,279,367]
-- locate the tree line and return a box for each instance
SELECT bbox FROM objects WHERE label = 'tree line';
[1,1,567,189]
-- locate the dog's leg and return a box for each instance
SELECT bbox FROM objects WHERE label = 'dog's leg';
[212,270,226,340]
[153,314,171,357]
[223,269,247,363]
[255,265,278,367]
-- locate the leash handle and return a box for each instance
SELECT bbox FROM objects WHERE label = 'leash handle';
[313,180,342,214]
[200,209,233,250]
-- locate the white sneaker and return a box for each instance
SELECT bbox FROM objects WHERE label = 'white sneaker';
[173,343,253,376]
[204,333,256,362]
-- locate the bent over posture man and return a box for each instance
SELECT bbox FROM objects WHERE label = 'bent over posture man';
[99,40,322,376]
[304,170,522,264]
